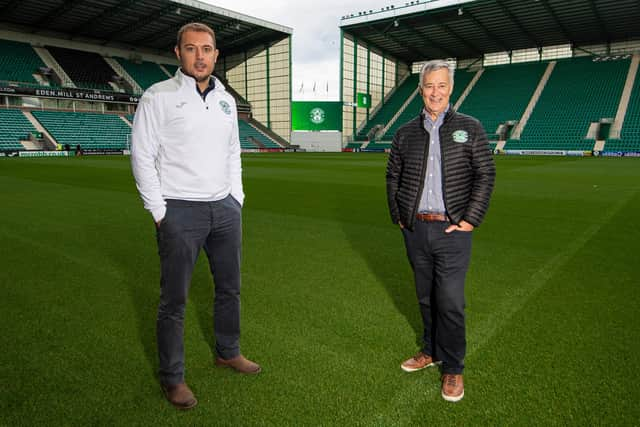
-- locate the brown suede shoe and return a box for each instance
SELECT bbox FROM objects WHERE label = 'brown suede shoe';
[215,355,261,374]
[441,374,464,402]
[401,352,441,372]
[161,383,197,410]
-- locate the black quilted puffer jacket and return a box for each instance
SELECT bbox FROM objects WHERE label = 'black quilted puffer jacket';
[386,109,496,231]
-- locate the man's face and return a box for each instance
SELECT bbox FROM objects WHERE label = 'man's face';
[174,30,218,83]
[420,68,453,118]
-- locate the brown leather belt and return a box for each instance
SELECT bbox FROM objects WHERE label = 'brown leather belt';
[416,213,448,222]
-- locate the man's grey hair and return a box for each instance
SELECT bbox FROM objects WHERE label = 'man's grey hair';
[419,59,455,88]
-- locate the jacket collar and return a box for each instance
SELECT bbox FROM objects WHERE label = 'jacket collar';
[419,105,455,125]
[175,68,225,94]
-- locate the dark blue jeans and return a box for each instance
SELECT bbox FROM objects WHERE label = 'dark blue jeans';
[402,220,472,375]
[155,195,242,385]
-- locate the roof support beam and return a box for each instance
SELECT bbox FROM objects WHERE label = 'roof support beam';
[539,0,574,44]
[373,21,436,60]
[130,12,211,45]
[465,10,511,53]
[103,4,177,42]
[0,0,23,18]
[431,15,483,58]
[69,0,137,35]
[494,0,541,48]
[384,31,432,62]
[32,0,86,29]
[586,0,611,43]
[407,23,457,58]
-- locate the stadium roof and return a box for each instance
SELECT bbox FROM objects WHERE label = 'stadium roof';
[340,0,640,63]
[0,0,292,58]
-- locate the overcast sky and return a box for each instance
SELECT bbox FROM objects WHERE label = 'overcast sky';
[204,0,394,100]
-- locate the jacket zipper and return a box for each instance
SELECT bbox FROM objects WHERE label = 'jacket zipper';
[440,114,450,222]
[412,124,430,226]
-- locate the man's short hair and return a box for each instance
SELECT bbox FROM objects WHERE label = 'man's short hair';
[176,22,216,48]
[419,59,455,87]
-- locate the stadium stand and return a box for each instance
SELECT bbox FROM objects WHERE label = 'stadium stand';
[115,57,171,90]
[458,62,547,140]
[345,142,363,150]
[605,63,640,152]
[356,74,419,140]
[162,64,179,76]
[364,68,476,149]
[0,39,48,87]
[506,56,630,151]
[32,111,131,150]
[0,109,37,151]
[386,68,474,141]
[238,120,281,149]
[46,46,118,91]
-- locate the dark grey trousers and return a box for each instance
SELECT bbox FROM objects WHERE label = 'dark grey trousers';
[402,220,472,375]
[155,195,242,385]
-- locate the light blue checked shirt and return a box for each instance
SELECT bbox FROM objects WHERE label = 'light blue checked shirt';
[418,106,449,214]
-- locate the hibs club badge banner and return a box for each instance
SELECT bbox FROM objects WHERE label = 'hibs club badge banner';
[291,102,343,131]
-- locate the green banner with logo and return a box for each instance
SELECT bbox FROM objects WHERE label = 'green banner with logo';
[291,101,343,131]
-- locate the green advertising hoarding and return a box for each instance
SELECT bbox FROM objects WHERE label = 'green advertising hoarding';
[291,101,343,131]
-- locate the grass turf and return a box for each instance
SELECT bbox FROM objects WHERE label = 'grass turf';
[1,153,639,425]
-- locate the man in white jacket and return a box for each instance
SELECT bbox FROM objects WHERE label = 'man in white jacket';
[131,22,260,410]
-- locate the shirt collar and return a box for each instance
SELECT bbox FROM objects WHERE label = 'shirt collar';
[177,68,216,98]
[422,104,450,126]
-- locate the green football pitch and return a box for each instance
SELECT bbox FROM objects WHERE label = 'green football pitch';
[1,153,639,425]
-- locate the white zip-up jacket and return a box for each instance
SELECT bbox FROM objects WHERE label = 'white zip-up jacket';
[131,70,244,222]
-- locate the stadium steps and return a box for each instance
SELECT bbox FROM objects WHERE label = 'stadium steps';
[32,46,76,88]
[510,61,556,140]
[453,68,483,110]
[458,62,546,140]
[380,68,476,140]
[158,64,173,78]
[119,115,132,128]
[380,85,421,138]
[0,108,38,151]
[162,64,179,76]
[239,120,282,149]
[593,140,606,151]
[506,56,629,151]
[46,46,116,91]
[115,57,174,92]
[610,54,639,139]
[22,110,57,149]
[104,57,143,94]
[355,74,420,139]
[605,54,640,152]
[248,118,289,147]
[0,39,48,86]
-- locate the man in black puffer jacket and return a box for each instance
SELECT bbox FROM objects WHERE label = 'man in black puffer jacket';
[386,60,495,402]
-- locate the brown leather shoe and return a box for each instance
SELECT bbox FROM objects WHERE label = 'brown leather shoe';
[215,355,261,374]
[161,383,197,410]
[401,352,441,372]
[441,374,464,402]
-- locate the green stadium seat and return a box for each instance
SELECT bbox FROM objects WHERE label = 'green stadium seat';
[506,56,630,151]
[33,110,131,150]
[383,69,475,140]
[357,74,419,139]
[238,120,281,149]
[0,109,36,151]
[458,62,546,139]
[0,39,48,86]
[115,57,172,90]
